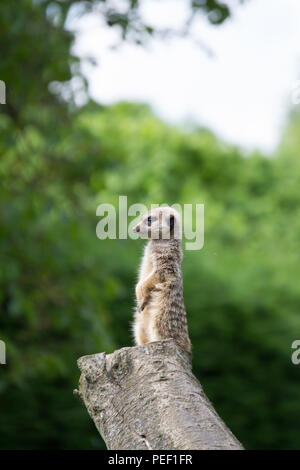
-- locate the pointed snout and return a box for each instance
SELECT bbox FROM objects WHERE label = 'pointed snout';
[133,225,140,233]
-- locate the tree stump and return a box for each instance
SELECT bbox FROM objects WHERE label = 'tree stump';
[76,339,243,450]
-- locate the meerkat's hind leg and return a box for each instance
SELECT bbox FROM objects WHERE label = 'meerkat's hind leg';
[132,308,150,345]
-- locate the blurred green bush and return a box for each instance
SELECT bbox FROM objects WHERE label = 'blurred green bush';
[1,0,300,450]
[1,100,300,449]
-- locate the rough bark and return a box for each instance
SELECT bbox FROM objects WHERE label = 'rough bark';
[75,339,244,450]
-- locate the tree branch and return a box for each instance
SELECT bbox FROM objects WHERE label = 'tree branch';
[76,339,244,450]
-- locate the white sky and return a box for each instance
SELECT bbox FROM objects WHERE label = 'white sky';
[70,0,300,152]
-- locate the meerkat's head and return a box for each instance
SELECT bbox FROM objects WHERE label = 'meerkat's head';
[133,206,182,240]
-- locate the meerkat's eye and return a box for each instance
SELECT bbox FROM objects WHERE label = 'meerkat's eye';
[147,216,152,226]
[170,215,175,228]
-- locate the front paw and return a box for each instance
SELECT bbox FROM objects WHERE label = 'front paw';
[136,283,148,311]
[137,294,147,311]
[136,282,145,302]
[140,299,148,311]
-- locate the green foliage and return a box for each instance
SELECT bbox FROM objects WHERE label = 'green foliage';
[1,0,299,451]
[1,100,300,449]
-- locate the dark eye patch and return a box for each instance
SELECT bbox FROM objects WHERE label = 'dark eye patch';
[147,216,155,226]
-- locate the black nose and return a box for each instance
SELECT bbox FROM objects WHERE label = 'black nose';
[134,226,140,232]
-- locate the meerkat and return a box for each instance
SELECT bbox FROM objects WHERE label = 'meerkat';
[132,206,191,352]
